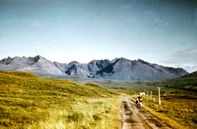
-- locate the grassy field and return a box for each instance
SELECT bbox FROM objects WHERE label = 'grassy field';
[0,71,135,129]
[1,71,197,129]
[37,72,197,129]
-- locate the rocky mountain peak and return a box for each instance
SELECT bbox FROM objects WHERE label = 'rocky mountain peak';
[33,55,46,61]
[68,61,79,65]
[0,56,13,65]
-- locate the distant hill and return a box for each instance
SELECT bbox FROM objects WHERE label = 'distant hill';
[182,71,197,78]
[0,55,188,80]
[149,71,197,92]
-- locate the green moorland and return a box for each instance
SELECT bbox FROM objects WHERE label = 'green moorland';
[0,71,135,129]
[160,71,197,92]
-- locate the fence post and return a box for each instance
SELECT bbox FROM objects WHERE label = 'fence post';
[158,87,161,105]
[147,90,149,97]
[150,91,152,100]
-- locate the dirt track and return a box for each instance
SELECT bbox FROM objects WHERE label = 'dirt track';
[119,97,171,129]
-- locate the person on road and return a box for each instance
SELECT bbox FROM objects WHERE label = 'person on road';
[136,92,145,107]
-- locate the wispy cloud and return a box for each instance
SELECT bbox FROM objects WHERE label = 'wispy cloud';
[175,48,197,55]
[161,48,197,72]
[154,18,166,23]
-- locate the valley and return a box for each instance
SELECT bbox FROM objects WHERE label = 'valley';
[1,0,196,128]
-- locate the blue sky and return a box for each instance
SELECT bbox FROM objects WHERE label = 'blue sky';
[0,0,197,72]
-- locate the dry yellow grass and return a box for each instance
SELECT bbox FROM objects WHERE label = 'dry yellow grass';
[131,92,197,129]
[0,71,133,129]
[28,96,126,129]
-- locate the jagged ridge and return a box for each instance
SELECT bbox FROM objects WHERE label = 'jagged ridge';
[0,55,188,80]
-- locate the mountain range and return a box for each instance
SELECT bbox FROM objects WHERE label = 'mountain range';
[0,55,188,80]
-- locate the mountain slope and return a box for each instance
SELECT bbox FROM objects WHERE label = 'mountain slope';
[96,58,187,80]
[88,59,110,73]
[65,61,89,77]
[0,56,188,80]
[0,55,65,75]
